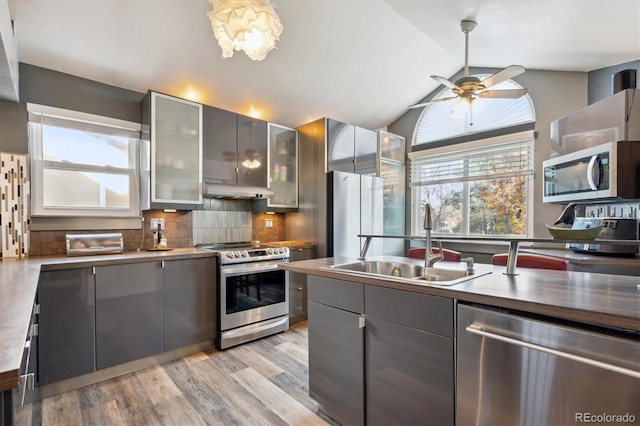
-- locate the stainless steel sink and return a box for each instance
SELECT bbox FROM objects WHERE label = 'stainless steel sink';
[329,260,425,278]
[327,260,491,286]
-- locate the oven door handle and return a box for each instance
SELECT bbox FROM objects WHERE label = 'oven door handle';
[221,262,285,275]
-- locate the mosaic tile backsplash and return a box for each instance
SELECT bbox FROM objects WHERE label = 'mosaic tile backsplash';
[0,153,29,258]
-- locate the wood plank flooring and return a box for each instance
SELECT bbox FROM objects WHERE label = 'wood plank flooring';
[14,321,337,426]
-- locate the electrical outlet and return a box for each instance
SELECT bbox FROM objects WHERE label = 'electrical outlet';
[150,218,165,230]
[265,219,274,229]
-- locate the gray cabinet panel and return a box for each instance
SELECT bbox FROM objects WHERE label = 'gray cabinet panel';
[95,262,163,369]
[308,276,364,314]
[308,301,364,426]
[203,105,237,184]
[366,316,454,426]
[163,258,216,351]
[365,284,454,337]
[237,114,267,187]
[38,268,95,385]
[288,247,315,324]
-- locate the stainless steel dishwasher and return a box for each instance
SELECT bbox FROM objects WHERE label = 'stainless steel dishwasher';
[457,304,640,426]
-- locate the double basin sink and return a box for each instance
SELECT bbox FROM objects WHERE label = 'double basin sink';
[325,259,491,286]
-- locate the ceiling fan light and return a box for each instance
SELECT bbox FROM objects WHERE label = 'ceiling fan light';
[208,0,284,61]
[242,158,262,169]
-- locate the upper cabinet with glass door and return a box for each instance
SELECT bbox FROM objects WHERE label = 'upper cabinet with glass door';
[144,92,203,209]
[327,118,377,175]
[268,123,298,209]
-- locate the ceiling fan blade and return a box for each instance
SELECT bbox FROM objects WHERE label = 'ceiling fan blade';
[479,65,525,89]
[478,88,528,99]
[409,96,459,109]
[430,75,461,91]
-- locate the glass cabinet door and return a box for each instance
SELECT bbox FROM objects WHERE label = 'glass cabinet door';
[378,131,406,255]
[268,123,298,208]
[151,92,203,205]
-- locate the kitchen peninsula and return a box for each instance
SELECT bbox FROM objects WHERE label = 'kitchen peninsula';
[281,256,640,425]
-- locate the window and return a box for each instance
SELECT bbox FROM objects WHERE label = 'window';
[409,132,534,237]
[28,104,141,217]
[414,74,534,144]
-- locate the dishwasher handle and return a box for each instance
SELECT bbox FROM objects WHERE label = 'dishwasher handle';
[466,324,640,379]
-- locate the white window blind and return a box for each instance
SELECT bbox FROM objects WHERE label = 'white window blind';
[410,133,534,187]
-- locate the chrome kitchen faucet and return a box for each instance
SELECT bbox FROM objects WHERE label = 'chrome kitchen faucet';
[424,204,444,268]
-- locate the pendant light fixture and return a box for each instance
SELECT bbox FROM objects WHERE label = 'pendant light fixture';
[207,0,283,61]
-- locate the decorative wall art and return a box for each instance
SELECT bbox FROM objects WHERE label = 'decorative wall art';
[0,152,29,258]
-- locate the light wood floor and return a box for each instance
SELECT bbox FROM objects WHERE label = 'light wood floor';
[15,321,335,426]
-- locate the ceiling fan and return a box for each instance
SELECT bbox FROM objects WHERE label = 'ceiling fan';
[409,20,528,110]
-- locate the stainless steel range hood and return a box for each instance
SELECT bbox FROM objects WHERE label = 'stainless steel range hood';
[203,182,274,199]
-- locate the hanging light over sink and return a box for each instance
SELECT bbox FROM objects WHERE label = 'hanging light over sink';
[207,0,284,61]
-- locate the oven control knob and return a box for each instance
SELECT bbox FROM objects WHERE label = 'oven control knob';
[242,250,249,257]
[277,248,283,254]
[266,248,272,255]
[235,251,242,257]
[226,252,234,258]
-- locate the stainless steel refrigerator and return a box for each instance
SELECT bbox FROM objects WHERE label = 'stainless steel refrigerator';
[327,171,383,258]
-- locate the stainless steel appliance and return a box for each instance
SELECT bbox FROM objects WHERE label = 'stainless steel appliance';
[458,304,640,426]
[327,171,384,258]
[198,242,290,349]
[542,140,640,203]
[570,217,639,256]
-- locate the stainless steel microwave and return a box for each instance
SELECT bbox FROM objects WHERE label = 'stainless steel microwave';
[542,141,640,203]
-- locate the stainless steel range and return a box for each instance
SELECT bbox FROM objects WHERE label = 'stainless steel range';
[199,242,290,349]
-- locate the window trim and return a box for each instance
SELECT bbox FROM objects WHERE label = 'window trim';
[28,103,142,218]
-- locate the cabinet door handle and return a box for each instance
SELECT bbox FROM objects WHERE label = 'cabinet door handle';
[358,316,366,329]
[297,287,303,291]
[33,304,40,315]
[30,324,38,337]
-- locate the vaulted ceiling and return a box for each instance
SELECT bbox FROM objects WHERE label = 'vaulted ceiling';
[7,0,640,130]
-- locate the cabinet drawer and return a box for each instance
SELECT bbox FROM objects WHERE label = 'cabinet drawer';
[308,276,364,314]
[365,285,454,337]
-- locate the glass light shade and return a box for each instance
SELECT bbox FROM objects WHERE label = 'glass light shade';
[208,0,283,61]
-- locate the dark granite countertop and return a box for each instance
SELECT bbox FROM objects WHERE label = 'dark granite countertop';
[0,248,215,392]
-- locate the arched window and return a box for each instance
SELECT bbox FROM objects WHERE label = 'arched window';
[414,75,535,145]
[409,75,536,237]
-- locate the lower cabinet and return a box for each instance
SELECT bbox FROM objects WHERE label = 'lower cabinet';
[163,257,217,351]
[289,246,315,324]
[307,276,455,426]
[38,268,96,385]
[95,262,164,369]
[365,285,454,426]
[37,257,217,387]
[308,276,365,426]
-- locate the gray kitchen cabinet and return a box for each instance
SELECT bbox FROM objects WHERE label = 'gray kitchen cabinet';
[237,114,267,187]
[288,246,315,324]
[308,276,365,426]
[38,268,96,385]
[327,118,377,175]
[365,285,455,426]
[141,91,203,210]
[163,258,217,351]
[307,276,455,426]
[95,262,164,370]
[203,105,238,185]
[203,106,268,188]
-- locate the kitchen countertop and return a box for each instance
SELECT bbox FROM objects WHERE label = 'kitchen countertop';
[0,247,216,393]
[280,256,640,332]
